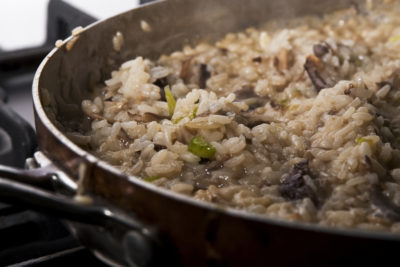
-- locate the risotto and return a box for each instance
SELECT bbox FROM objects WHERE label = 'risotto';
[72,0,400,232]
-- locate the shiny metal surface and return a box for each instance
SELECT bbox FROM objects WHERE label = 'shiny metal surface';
[27,0,400,265]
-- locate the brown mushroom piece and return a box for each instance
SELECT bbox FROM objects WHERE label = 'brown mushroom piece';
[203,108,266,128]
[117,128,132,148]
[130,112,169,123]
[234,85,268,110]
[199,64,211,89]
[154,144,167,151]
[376,69,400,91]
[234,85,258,99]
[153,77,169,101]
[219,47,228,55]
[233,113,267,128]
[179,57,192,82]
[86,112,109,122]
[370,184,400,221]
[274,49,294,72]
[279,160,318,205]
[304,55,329,92]
[313,43,330,58]
[270,101,284,111]
[252,56,262,63]
[192,162,224,190]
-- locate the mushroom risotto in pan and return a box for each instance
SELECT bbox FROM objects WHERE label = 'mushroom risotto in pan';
[70,0,400,232]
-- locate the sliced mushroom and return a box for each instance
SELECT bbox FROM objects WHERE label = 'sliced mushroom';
[199,64,211,89]
[130,112,169,123]
[274,49,294,72]
[304,55,328,92]
[219,47,228,55]
[270,101,283,111]
[246,99,269,111]
[118,128,131,148]
[252,56,262,63]
[200,107,264,128]
[153,77,168,101]
[313,43,330,58]
[233,113,267,128]
[192,161,224,190]
[154,144,167,151]
[234,85,268,110]
[376,69,400,91]
[343,83,354,95]
[154,77,169,88]
[199,88,271,128]
[179,57,192,81]
[279,160,318,205]
[370,184,400,221]
[234,85,258,100]
[86,112,110,122]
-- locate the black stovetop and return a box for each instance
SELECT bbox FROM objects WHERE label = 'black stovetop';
[0,202,106,266]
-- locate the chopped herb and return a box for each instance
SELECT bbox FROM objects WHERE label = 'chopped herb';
[144,176,161,182]
[277,99,290,110]
[288,104,300,111]
[280,99,289,106]
[188,136,216,159]
[173,106,198,123]
[389,35,400,43]
[189,106,199,120]
[353,58,363,67]
[293,89,302,97]
[356,137,374,147]
[350,55,363,67]
[270,98,290,110]
[172,116,184,124]
[165,86,176,117]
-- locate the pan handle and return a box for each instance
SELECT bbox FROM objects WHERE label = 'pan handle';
[0,164,54,189]
[0,152,77,194]
[0,152,165,267]
[0,176,143,230]
[0,172,162,267]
